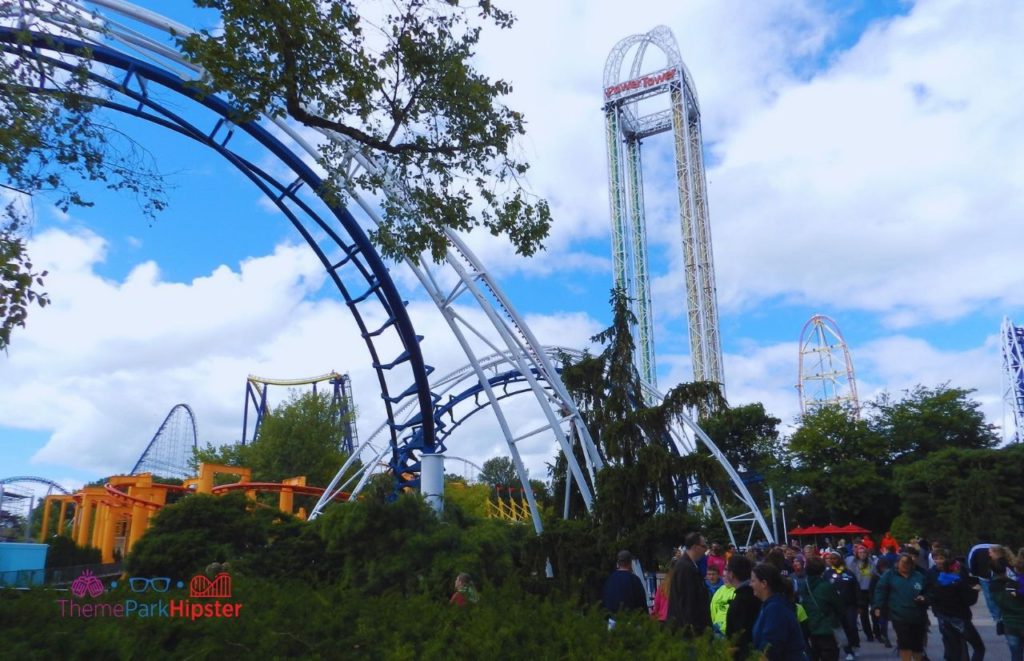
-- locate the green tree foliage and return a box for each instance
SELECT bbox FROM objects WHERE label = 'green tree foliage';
[558,288,726,537]
[0,11,167,351]
[893,444,1024,551]
[179,0,549,264]
[0,577,733,658]
[245,390,350,487]
[0,221,48,351]
[699,402,782,474]
[782,385,1004,537]
[43,535,101,568]
[784,405,896,531]
[869,384,999,462]
[193,390,352,488]
[477,455,518,487]
[1,0,548,349]
[127,491,319,579]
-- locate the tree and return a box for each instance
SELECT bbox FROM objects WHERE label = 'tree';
[1,0,548,348]
[870,384,999,463]
[893,444,1024,551]
[193,390,353,488]
[478,456,518,488]
[698,402,782,474]
[558,288,727,536]
[179,0,549,264]
[783,404,897,531]
[0,8,168,351]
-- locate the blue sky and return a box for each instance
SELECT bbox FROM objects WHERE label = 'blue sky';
[3,0,1022,495]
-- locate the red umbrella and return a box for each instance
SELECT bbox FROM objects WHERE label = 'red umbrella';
[836,523,870,534]
[788,526,808,536]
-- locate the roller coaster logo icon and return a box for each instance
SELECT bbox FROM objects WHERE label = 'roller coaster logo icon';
[189,572,232,599]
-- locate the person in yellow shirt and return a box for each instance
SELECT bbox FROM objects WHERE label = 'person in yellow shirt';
[711,562,738,637]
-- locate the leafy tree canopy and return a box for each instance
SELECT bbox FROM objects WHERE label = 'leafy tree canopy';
[178,0,549,264]
[477,456,518,488]
[558,288,727,536]
[0,0,548,349]
[868,384,999,462]
[698,402,782,474]
[893,444,1024,551]
[193,390,353,488]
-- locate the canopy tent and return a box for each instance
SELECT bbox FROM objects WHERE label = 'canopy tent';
[788,523,870,536]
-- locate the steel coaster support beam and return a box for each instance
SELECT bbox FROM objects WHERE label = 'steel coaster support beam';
[1001,317,1024,443]
[625,138,656,388]
[671,82,707,383]
[0,24,435,457]
[334,346,774,544]
[686,110,724,389]
[606,108,631,298]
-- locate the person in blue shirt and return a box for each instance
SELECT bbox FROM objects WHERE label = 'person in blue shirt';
[705,565,725,596]
[601,549,647,622]
[751,562,811,660]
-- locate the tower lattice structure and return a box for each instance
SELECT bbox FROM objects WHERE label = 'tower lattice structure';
[1001,316,1024,443]
[603,26,724,390]
[796,314,860,418]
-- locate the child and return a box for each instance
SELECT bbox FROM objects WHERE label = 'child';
[705,566,724,596]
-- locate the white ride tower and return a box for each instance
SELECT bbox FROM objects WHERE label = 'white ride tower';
[796,314,860,417]
[602,26,724,390]
[1001,317,1024,443]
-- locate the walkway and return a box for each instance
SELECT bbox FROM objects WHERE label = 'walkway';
[855,600,1008,659]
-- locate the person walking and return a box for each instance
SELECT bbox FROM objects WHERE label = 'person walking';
[710,560,738,638]
[800,556,843,661]
[601,549,648,619]
[751,563,811,660]
[825,550,860,660]
[726,555,761,659]
[923,547,984,661]
[873,553,929,661]
[667,531,712,636]
[991,552,1024,661]
[870,556,893,647]
[846,545,877,644]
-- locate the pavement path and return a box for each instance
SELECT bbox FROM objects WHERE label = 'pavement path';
[851,601,1010,660]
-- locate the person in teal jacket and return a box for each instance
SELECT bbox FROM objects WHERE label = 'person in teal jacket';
[800,556,843,661]
[991,555,1024,661]
[873,553,928,661]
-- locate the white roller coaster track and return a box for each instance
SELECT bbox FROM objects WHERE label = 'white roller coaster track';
[8,1,773,543]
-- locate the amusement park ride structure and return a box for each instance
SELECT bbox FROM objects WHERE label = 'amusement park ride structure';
[1,3,774,545]
[796,314,860,417]
[603,26,724,391]
[1001,317,1024,443]
[242,372,358,453]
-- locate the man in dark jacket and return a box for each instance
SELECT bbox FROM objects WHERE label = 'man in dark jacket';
[725,554,761,659]
[924,548,983,661]
[601,549,648,616]
[667,531,712,637]
[801,556,843,661]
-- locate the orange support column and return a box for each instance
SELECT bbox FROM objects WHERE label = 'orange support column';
[279,488,294,514]
[100,507,118,563]
[126,504,150,553]
[91,503,106,549]
[58,499,69,536]
[75,498,94,547]
[38,497,53,541]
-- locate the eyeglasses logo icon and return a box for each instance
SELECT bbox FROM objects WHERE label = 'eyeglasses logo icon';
[128,577,172,593]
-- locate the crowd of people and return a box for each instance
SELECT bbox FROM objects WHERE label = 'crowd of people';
[601,532,1024,661]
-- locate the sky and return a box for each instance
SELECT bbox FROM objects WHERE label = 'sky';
[2,0,1023,497]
